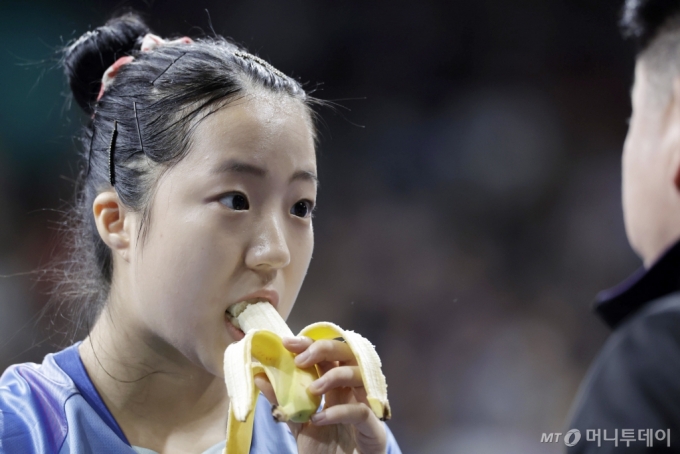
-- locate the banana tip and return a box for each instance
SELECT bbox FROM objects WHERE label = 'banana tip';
[271,405,290,422]
[381,402,392,421]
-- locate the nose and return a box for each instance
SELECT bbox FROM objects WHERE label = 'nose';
[245,213,291,272]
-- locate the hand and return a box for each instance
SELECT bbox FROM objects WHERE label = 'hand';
[254,336,387,454]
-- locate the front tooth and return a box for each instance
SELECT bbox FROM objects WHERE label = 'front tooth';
[228,301,251,319]
[227,301,264,330]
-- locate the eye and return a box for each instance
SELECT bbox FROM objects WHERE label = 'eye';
[220,192,250,211]
[290,200,315,218]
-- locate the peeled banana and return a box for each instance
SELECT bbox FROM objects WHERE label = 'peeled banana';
[223,301,391,454]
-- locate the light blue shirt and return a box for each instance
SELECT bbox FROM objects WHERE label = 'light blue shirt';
[0,343,401,453]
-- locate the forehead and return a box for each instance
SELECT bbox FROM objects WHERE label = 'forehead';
[182,93,316,173]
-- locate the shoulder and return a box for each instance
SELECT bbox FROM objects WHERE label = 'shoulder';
[384,422,402,454]
[624,290,680,331]
[568,293,680,434]
[598,292,680,378]
[0,351,77,453]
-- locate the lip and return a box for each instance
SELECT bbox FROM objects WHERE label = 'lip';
[228,288,280,311]
[224,316,245,341]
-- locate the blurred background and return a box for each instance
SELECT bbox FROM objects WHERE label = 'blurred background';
[0,0,638,452]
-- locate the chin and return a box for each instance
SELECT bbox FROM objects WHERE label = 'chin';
[628,231,659,268]
[627,235,647,264]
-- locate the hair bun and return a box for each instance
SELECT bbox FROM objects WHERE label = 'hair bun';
[64,13,150,114]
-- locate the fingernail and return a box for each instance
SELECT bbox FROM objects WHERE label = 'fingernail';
[309,378,324,394]
[311,411,325,424]
[285,336,307,344]
[295,351,309,365]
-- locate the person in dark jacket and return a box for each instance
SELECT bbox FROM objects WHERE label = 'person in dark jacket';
[567,1,680,453]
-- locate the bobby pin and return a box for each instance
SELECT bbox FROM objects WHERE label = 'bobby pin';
[150,52,186,85]
[86,110,97,177]
[108,120,118,186]
[133,102,144,154]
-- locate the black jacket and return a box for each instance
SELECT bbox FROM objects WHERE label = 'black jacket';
[567,241,680,453]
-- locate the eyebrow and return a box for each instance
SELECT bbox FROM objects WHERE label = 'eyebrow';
[214,160,267,177]
[213,159,318,184]
[290,170,319,185]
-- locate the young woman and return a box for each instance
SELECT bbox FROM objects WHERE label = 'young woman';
[0,13,400,454]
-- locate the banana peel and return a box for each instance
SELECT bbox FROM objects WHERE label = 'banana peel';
[223,302,391,454]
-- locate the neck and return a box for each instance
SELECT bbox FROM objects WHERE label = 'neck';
[79,299,229,451]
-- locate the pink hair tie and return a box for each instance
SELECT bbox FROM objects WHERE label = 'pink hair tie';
[96,33,193,102]
[97,56,134,102]
[140,33,193,51]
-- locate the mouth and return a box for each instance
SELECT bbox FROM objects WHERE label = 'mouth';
[225,289,280,338]
[224,315,245,341]
[225,298,272,330]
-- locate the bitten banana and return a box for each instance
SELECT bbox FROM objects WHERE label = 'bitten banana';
[223,301,391,454]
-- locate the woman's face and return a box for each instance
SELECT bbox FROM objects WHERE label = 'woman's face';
[123,93,317,377]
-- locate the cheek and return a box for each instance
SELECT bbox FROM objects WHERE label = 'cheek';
[622,130,649,209]
[131,216,240,333]
[621,128,663,255]
[129,219,245,372]
[280,226,314,320]
[622,149,640,213]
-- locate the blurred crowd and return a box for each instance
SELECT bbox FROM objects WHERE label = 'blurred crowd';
[0,1,639,452]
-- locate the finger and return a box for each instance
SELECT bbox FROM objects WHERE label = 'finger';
[253,373,278,406]
[324,385,354,408]
[316,360,339,376]
[311,402,385,444]
[281,336,313,354]
[294,339,356,368]
[309,365,363,395]
[353,384,368,403]
[311,403,387,454]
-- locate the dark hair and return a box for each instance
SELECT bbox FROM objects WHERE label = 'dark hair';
[57,12,314,335]
[620,0,680,52]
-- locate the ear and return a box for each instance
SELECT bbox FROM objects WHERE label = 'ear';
[92,191,133,261]
[671,77,680,191]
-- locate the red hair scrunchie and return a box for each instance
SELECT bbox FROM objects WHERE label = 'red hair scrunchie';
[96,33,193,102]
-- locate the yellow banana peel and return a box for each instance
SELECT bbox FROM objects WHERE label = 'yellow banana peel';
[223,302,390,454]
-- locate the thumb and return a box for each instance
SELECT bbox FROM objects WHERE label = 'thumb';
[254,372,278,406]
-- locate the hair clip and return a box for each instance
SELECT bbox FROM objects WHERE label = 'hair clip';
[108,120,118,186]
[150,52,187,85]
[233,50,288,80]
[86,110,97,178]
[133,102,144,154]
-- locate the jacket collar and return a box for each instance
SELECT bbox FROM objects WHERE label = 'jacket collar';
[595,239,680,329]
